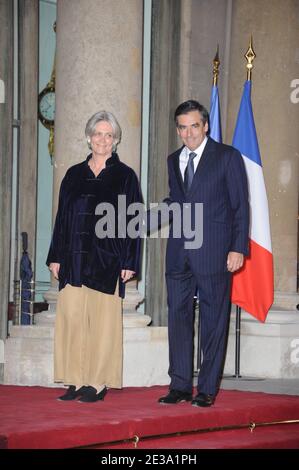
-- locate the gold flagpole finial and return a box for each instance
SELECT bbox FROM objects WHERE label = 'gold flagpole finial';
[212,45,220,86]
[245,36,256,81]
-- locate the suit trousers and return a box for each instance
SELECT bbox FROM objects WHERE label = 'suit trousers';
[166,262,231,396]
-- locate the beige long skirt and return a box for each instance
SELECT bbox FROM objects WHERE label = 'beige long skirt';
[54,284,122,389]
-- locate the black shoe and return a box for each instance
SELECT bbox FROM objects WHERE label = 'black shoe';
[158,389,192,404]
[78,386,107,403]
[191,393,214,407]
[57,385,87,401]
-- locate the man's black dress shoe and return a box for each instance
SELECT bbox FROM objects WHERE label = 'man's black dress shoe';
[191,393,214,407]
[57,385,87,401]
[78,386,107,403]
[158,389,192,404]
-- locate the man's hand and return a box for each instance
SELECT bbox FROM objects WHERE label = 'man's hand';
[121,269,135,283]
[49,262,60,280]
[227,252,244,273]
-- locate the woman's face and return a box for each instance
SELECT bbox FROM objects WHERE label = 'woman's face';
[90,121,114,158]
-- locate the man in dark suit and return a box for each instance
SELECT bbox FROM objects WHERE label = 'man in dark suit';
[158,100,249,407]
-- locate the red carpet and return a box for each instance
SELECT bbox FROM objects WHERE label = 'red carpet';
[0,385,299,449]
[100,424,299,449]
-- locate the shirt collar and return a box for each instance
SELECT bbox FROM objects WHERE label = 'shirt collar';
[85,152,120,167]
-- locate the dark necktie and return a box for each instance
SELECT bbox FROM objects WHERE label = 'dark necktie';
[184,151,197,192]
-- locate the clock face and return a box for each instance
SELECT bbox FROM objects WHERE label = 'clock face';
[38,89,55,125]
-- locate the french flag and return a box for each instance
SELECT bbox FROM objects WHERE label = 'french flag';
[231,80,274,322]
[210,84,222,143]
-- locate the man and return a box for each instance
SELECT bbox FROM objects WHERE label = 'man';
[158,100,249,407]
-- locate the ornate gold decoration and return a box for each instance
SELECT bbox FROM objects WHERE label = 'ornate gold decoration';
[212,45,220,86]
[245,36,256,81]
[48,126,54,158]
[133,435,139,448]
[38,21,56,161]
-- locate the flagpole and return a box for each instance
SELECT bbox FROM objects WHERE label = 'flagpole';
[234,306,241,377]
[212,45,220,86]
[234,37,256,378]
[209,46,222,143]
[245,35,256,81]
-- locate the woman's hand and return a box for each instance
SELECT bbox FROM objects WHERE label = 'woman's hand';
[121,269,135,283]
[49,262,60,280]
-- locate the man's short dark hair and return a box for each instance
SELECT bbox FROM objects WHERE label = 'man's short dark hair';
[174,100,209,126]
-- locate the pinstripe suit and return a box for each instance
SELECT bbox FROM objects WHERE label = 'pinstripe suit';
[166,137,249,397]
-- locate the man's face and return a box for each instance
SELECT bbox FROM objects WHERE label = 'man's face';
[176,110,208,151]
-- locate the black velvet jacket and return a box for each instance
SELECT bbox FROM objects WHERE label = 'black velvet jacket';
[46,153,142,298]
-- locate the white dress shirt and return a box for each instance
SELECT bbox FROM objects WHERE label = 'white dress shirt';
[179,136,208,180]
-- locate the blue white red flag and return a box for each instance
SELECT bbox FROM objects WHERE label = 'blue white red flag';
[232,80,274,322]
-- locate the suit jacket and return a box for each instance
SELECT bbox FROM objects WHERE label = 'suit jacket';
[46,153,142,298]
[166,137,249,275]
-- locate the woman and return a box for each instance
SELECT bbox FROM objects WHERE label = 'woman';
[47,111,141,403]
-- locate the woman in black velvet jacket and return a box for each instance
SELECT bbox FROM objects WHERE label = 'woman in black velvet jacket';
[46,111,142,403]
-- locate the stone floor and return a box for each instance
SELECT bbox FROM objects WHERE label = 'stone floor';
[220,377,299,396]
[192,369,299,396]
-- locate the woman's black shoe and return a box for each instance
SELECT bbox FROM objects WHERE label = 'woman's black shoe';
[78,386,107,403]
[57,385,87,401]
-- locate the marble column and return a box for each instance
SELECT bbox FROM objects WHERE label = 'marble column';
[40,0,149,326]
